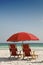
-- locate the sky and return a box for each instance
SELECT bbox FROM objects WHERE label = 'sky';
[0,0,43,43]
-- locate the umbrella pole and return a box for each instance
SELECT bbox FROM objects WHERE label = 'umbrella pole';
[22,41,23,44]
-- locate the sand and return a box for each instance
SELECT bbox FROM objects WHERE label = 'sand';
[0,47,43,65]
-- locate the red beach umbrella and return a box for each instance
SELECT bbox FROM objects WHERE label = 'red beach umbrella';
[7,32,39,42]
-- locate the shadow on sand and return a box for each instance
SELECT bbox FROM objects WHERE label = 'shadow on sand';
[0,57,43,63]
[0,57,20,62]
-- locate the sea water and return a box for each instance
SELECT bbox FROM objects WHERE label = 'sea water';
[0,43,43,50]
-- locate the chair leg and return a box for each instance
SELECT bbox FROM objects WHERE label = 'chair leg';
[22,53,25,59]
[8,55,11,59]
[32,55,38,59]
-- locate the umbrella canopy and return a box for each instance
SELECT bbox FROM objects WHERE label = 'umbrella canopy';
[7,32,39,42]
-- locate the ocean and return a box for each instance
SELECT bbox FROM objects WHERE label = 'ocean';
[0,43,43,50]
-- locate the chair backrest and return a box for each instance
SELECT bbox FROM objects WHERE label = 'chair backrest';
[10,44,16,48]
[23,44,29,48]
[22,44,31,56]
[9,44,17,56]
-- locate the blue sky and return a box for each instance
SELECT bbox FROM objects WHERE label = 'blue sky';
[0,0,43,43]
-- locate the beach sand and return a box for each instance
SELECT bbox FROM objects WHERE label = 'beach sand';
[0,47,43,65]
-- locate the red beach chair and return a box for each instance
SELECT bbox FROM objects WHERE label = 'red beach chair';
[22,44,31,57]
[9,44,19,57]
[22,44,38,59]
